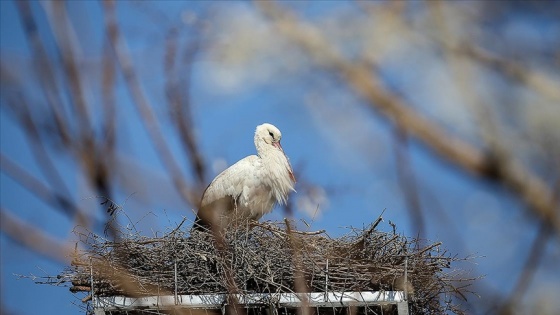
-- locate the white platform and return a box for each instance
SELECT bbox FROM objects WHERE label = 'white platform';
[93,291,408,314]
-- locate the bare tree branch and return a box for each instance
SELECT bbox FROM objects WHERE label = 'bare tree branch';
[394,129,425,239]
[461,46,560,104]
[0,76,73,203]
[101,39,117,156]
[256,1,560,235]
[102,0,198,208]
[0,208,74,265]
[501,222,551,313]
[15,0,71,145]
[0,153,92,226]
[41,1,93,141]
[164,28,207,188]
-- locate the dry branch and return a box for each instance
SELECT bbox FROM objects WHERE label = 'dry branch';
[255,1,560,235]
[103,0,197,207]
[0,208,74,264]
[0,153,91,225]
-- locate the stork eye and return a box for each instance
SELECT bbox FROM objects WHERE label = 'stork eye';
[268,131,274,139]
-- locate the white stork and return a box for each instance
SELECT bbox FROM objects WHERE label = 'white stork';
[192,123,296,233]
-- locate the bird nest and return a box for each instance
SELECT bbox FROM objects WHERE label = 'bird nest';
[51,215,474,315]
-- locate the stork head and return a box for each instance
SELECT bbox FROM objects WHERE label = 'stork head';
[255,123,296,184]
[255,123,284,152]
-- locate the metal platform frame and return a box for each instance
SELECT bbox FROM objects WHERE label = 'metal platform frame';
[92,291,409,315]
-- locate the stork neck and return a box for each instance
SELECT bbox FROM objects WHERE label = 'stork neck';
[255,136,269,158]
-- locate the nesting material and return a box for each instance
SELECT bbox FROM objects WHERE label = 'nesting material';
[59,218,473,315]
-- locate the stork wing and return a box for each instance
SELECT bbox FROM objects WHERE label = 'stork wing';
[201,155,259,207]
[193,155,259,231]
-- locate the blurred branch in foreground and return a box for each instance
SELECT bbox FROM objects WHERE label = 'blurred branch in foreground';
[2,0,209,260]
[103,0,200,208]
[0,208,73,265]
[256,1,560,236]
[0,153,91,226]
[164,27,207,187]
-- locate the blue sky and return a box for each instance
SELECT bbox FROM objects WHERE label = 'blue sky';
[2,1,560,315]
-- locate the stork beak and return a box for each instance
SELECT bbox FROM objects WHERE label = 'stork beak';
[273,141,284,152]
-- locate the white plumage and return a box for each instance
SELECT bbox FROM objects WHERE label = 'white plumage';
[193,123,296,232]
